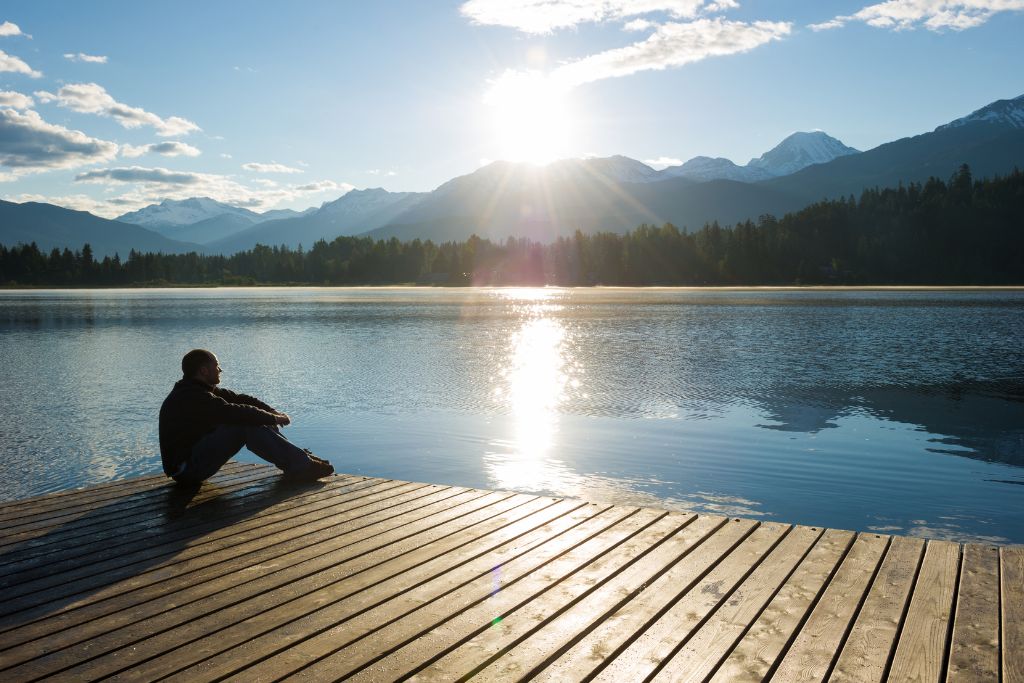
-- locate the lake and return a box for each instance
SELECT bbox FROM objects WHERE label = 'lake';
[1,287,1022,544]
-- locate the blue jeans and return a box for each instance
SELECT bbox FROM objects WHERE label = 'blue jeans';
[175,424,314,483]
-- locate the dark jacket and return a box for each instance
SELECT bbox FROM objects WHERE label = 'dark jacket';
[159,378,279,476]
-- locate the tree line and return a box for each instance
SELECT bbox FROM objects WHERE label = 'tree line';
[2,165,1022,287]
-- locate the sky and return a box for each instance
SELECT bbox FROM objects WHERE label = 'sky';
[0,0,1022,218]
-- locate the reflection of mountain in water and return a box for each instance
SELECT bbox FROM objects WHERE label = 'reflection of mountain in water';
[756,379,1024,467]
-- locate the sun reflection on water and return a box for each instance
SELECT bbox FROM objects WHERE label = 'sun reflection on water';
[486,291,578,493]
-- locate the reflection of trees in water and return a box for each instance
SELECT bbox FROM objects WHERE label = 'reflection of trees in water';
[755,379,1024,467]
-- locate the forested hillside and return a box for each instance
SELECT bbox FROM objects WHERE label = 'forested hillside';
[3,166,1021,286]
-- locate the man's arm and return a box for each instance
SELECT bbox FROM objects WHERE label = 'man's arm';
[213,387,290,425]
[214,386,276,413]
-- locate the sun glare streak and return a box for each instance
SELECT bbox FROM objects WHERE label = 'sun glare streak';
[486,295,574,492]
[484,70,573,164]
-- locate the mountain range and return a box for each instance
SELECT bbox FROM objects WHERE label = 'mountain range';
[3,93,1022,257]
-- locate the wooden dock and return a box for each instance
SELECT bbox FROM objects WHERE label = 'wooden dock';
[0,462,1019,682]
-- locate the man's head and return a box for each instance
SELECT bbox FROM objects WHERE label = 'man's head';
[182,349,222,386]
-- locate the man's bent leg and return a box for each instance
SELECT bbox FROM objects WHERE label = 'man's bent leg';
[177,425,248,483]
[243,425,316,476]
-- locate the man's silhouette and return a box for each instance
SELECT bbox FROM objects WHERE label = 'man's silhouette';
[159,349,333,484]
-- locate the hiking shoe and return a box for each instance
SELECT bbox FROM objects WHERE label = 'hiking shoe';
[303,448,333,467]
[284,459,334,483]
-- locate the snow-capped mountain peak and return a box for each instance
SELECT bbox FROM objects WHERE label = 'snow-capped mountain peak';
[935,93,1024,131]
[747,131,859,177]
[117,197,258,228]
[579,155,660,184]
[318,188,423,217]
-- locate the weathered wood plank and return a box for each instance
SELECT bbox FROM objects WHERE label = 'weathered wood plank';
[0,480,441,657]
[343,509,723,683]
[0,469,1016,683]
[947,544,1000,682]
[0,478,416,611]
[0,485,490,673]
[528,517,750,683]
[0,462,250,520]
[0,474,368,583]
[1001,545,1024,683]
[771,533,889,682]
[416,511,703,683]
[592,522,790,682]
[388,510,681,683]
[15,493,565,681]
[216,506,662,682]
[652,524,823,683]
[709,528,855,683]
[0,462,258,532]
[829,534,925,683]
[888,539,960,683]
[0,465,279,546]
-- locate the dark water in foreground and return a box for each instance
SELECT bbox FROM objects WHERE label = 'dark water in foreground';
[1,287,1022,543]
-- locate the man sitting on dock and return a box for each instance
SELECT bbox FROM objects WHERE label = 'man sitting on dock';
[159,349,334,484]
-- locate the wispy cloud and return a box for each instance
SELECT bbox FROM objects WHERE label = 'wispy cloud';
[461,0,723,34]
[242,161,303,174]
[70,164,349,216]
[485,17,790,104]
[0,49,41,77]
[0,90,33,109]
[35,83,200,136]
[121,141,201,158]
[643,155,683,169]
[295,180,354,193]
[64,52,108,64]
[0,21,28,38]
[465,2,789,99]
[810,0,1024,32]
[367,168,398,176]
[555,18,791,86]
[0,108,118,171]
[76,166,205,184]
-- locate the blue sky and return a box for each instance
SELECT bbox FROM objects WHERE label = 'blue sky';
[0,0,1022,217]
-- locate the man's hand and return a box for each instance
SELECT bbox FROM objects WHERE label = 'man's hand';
[274,412,291,426]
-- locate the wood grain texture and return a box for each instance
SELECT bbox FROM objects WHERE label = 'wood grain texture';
[947,543,1000,682]
[887,540,960,683]
[1002,545,1024,683]
[0,467,1016,683]
[829,534,924,683]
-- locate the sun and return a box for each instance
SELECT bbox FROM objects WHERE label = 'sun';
[484,70,574,165]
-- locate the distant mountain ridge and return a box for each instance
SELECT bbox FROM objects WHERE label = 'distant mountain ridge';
[935,93,1024,131]
[6,91,1023,256]
[0,200,200,257]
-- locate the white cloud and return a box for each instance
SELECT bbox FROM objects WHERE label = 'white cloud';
[69,164,351,217]
[490,18,790,93]
[64,52,108,64]
[121,141,201,158]
[0,108,118,171]
[811,0,1024,32]
[76,166,206,184]
[367,168,398,176]
[253,178,278,188]
[623,18,655,31]
[643,155,683,169]
[0,21,26,37]
[0,49,41,77]
[0,90,33,109]
[460,0,727,34]
[242,161,303,174]
[295,180,354,193]
[34,83,200,136]
[220,153,233,159]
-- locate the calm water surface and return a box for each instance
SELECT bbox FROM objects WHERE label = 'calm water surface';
[1,287,1022,543]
